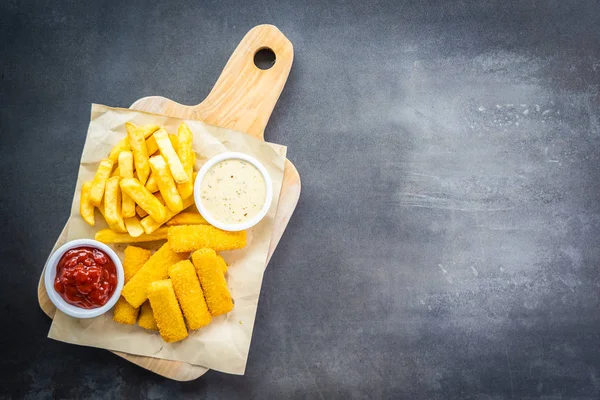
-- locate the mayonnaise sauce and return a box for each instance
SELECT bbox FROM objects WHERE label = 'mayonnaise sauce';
[200,159,267,225]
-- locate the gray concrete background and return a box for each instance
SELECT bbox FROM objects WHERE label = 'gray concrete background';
[2,1,600,399]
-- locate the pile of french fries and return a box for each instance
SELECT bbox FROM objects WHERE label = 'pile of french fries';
[80,122,205,242]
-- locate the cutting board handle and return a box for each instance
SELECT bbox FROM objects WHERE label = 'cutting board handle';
[192,24,294,141]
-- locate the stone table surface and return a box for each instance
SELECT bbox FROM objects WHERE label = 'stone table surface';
[2,1,600,399]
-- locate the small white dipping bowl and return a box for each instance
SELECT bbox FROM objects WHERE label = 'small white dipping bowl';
[194,152,273,232]
[44,239,124,319]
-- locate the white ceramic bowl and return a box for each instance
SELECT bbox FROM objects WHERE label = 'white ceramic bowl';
[194,152,273,232]
[44,239,124,319]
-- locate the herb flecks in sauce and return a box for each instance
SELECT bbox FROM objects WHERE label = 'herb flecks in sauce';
[201,159,267,224]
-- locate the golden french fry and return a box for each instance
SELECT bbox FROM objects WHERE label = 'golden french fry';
[145,172,159,193]
[146,135,159,156]
[146,133,177,156]
[124,216,145,237]
[108,138,130,165]
[104,176,125,233]
[89,158,113,205]
[126,123,151,185]
[149,155,183,213]
[176,123,195,198]
[177,123,195,168]
[140,195,194,234]
[109,124,158,164]
[79,181,95,226]
[119,178,167,222]
[176,178,194,199]
[166,211,207,226]
[118,151,136,218]
[136,192,164,217]
[110,166,121,177]
[95,227,168,243]
[169,133,179,149]
[97,201,126,233]
[136,205,148,218]
[153,128,188,183]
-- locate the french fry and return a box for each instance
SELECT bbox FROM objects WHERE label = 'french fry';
[97,201,127,233]
[147,279,188,343]
[145,133,178,156]
[149,155,183,213]
[145,172,159,193]
[136,205,148,218]
[169,260,212,330]
[79,181,95,226]
[176,177,194,199]
[167,225,247,252]
[95,227,168,244]
[109,124,158,164]
[89,158,113,205]
[111,166,121,177]
[104,176,125,233]
[108,138,130,165]
[136,192,164,217]
[166,211,208,226]
[119,178,167,223]
[118,151,136,218]
[122,242,189,308]
[145,135,159,156]
[169,133,179,149]
[140,195,194,234]
[176,123,195,198]
[138,302,158,330]
[153,128,188,184]
[126,123,151,185]
[124,216,145,237]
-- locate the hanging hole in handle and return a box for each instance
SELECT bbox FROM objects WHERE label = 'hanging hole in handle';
[254,48,276,70]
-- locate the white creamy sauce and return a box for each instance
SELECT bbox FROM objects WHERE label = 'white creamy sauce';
[200,159,267,225]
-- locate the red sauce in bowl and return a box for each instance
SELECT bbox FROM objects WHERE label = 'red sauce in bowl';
[53,246,118,309]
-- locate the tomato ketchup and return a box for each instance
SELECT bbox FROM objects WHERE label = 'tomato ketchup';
[54,246,118,309]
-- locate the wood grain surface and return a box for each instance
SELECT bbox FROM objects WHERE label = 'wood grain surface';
[37,24,300,381]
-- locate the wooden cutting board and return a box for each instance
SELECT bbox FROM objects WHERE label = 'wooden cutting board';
[37,24,300,381]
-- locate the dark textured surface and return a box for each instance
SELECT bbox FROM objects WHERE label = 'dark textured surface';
[2,1,600,399]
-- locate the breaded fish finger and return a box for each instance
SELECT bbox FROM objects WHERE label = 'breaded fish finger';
[166,211,208,226]
[138,301,158,331]
[191,250,233,317]
[113,246,152,325]
[168,225,246,252]
[122,246,153,282]
[169,260,212,330]
[190,248,227,274]
[148,279,188,342]
[121,242,188,308]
